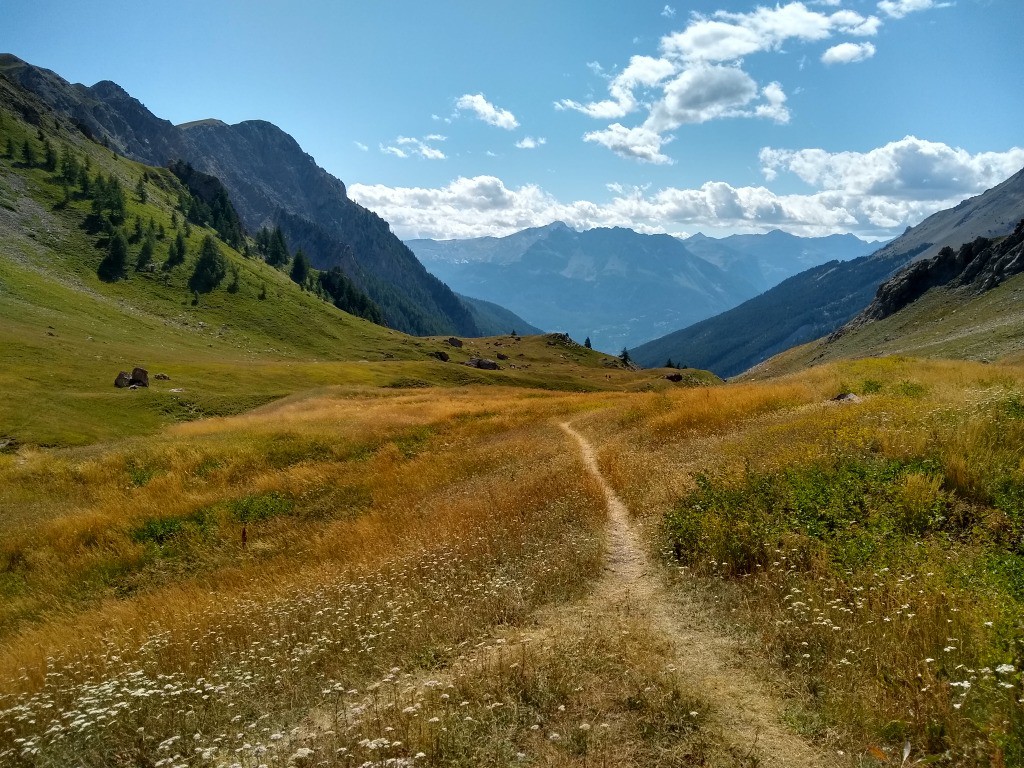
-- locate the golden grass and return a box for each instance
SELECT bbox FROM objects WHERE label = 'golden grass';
[586,356,1024,766]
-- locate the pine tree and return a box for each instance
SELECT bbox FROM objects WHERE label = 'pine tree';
[665,357,674,368]
[135,176,147,203]
[22,138,35,167]
[584,337,592,349]
[43,140,57,171]
[289,249,310,286]
[619,347,631,366]
[188,235,227,293]
[97,229,129,281]
[266,226,289,267]
[5,136,15,159]
[164,231,187,269]
[227,265,240,294]
[136,234,155,271]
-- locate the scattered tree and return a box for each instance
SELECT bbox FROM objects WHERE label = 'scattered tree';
[97,228,129,281]
[135,176,147,203]
[22,138,35,167]
[164,231,187,269]
[265,226,289,267]
[584,337,592,349]
[43,139,57,172]
[188,235,227,293]
[619,347,631,366]
[227,265,240,294]
[136,233,155,271]
[289,248,310,286]
[665,357,674,368]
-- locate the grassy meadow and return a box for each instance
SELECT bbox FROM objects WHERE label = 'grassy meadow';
[585,356,1024,766]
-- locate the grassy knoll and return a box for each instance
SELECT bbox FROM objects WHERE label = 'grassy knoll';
[585,356,1024,766]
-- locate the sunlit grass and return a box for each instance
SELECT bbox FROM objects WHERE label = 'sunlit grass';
[588,356,1024,766]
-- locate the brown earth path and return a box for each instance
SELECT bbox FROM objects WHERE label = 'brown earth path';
[559,421,843,768]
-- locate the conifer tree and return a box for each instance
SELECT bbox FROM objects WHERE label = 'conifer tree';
[619,347,631,365]
[135,176,147,203]
[584,337,592,349]
[97,229,129,281]
[289,249,310,286]
[22,138,35,167]
[188,235,227,293]
[266,226,289,267]
[5,136,15,158]
[136,234,155,271]
[165,231,186,269]
[43,140,57,171]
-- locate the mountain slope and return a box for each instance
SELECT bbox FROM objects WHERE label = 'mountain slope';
[458,294,544,336]
[0,53,479,337]
[684,229,876,293]
[747,219,1024,378]
[409,223,760,352]
[631,167,1024,376]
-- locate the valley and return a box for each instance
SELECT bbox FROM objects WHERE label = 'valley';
[2,23,1024,768]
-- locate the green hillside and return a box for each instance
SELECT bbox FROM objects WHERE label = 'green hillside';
[0,79,708,448]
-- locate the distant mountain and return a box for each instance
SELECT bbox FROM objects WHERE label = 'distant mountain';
[631,167,1024,376]
[0,53,479,337]
[409,224,872,353]
[408,223,761,352]
[684,230,876,293]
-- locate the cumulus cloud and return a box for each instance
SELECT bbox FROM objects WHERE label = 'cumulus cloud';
[515,136,547,149]
[350,140,1024,241]
[821,41,876,64]
[555,1,893,164]
[583,124,673,164]
[556,55,676,119]
[877,0,949,19]
[379,135,447,160]
[759,136,1024,199]
[455,93,519,129]
[660,2,880,63]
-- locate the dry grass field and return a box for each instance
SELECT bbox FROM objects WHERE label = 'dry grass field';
[2,356,1023,767]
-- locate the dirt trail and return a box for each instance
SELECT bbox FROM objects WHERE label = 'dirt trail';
[560,422,841,768]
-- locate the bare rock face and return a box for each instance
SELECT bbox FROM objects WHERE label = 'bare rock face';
[835,218,1024,339]
[114,371,132,388]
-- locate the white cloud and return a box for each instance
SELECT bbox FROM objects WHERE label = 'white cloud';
[555,1,885,164]
[759,136,1024,199]
[353,141,368,152]
[877,0,948,19]
[821,41,876,64]
[515,136,547,149]
[661,5,676,18]
[659,3,880,63]
[557,55,676,119]
[379,135,447,160]
[583,124,674,165]
[646,65,768,131]
[455,93,519,130]
[350,140,1024,241]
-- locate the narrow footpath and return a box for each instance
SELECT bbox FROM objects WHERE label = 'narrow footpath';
[560,422,841,768]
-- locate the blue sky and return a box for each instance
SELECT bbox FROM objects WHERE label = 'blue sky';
[2,0,1022,240]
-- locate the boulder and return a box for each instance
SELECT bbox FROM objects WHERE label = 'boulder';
[114,371,132,388]
[831,392,861,403]
[465,357,500,370]
[496,352,509,360]
[445,337,463,348]
[431,350,450,362]
[154,373,171,380]
[665,373,683,382]
[130,367,149,387]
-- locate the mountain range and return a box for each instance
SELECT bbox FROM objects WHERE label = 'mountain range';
[408,224,873,352]
[0,53,490,337]
[631,166,1024,375]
